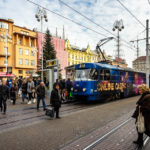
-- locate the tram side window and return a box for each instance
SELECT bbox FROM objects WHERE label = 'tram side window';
[104,70,110,80]
[89,69,98,80]
[100,70,104,80]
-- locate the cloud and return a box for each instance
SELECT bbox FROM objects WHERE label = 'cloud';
[0,0,149,67]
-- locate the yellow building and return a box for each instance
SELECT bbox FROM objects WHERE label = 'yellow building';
[65,39,107,66]
[0,18,37,78]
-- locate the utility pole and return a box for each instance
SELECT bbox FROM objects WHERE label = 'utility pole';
[112,19,124,65]
[136,38,139,58]
[146,19,149,87]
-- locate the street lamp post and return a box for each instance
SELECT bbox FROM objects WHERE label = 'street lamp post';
[35,7,48,81]
[112,19,124,65]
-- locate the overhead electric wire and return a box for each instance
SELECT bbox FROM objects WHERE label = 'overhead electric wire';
[27,0,107,37]
[58,0,137,51]
[27,0,136,52]
[58,0,116,37]
[116,0,145,28]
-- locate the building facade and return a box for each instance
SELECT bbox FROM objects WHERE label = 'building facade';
[65,39,106,66]
[132,56,147,72]
[36,32,67,78]
[0,18,37,78]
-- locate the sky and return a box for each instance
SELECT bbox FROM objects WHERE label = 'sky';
[0,0,150,67]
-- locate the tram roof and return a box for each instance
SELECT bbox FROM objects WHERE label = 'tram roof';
[75,62,136,72]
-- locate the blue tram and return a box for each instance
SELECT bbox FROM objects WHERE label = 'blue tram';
[71,62,146,101]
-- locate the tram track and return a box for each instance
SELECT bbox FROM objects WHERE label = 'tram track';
[0,102,96,132]
[82,117,150,150]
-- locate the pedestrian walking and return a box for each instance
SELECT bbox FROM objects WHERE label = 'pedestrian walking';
[27,78,34,104]
[10,82,17,105]
[0,80,9,114]
[50,83,61,118]
[65,78,72,101]
[132,84,150,148]
[21,79,27,103]
[36,82,46,111]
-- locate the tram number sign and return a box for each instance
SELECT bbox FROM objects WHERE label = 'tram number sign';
[79,63,85,68]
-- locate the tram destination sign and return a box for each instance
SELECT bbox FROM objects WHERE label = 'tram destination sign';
[46,59,58,68]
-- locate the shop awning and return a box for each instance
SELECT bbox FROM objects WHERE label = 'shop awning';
[0,72,15,77]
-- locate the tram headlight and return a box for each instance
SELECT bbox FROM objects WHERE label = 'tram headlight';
[71,88,73,91]
[83,88,86,92]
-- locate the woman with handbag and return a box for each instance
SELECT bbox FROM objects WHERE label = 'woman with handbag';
[133,84,150,148]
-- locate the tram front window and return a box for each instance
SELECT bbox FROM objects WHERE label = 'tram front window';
[74,69,98,81]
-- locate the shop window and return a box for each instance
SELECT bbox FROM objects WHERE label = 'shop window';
[18,70,23,74]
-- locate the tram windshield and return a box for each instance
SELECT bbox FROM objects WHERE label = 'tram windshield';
[74,69,98,81]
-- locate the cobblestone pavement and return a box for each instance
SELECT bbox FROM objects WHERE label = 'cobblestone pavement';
[0,96,145,150]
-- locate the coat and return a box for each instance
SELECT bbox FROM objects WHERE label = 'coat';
[22,83,27,94]
[0,85,9,100]
[50,88,61,108]
[140,94,150,136]
[36,85,45,98]
[10,86,17,100]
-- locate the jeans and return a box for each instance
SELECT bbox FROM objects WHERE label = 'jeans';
[22,93,27,102]
[37,96,46,110]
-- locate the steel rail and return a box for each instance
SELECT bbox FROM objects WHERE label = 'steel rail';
[83,117,132,150]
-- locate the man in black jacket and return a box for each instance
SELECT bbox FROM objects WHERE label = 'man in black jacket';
[0,80,9,114]
[36,82,46,111]
[50,83,61,118]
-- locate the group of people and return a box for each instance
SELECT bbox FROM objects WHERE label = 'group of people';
[0,77,73,118]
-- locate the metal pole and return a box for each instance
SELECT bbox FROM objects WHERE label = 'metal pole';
[41,16,43,81]
[117,29,120,65]
[146,19,149,87]
[137,38,139,58]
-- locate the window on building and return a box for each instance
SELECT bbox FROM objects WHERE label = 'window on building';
[25,59,29,65]
[18,39,21,45]
[19,48,23,55]
[31,50,35,56]
[25,49,29,55]
[31,60,35,66]
[19,59,23,65]
[0,22,8,29]
[72,55,74,59]
[4,47,8,54]
[30,41,33,47]
[18,70,23,74]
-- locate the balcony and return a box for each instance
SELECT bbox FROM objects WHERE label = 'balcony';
[0,52,11,57]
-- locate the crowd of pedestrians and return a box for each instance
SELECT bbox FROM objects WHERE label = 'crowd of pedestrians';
[0,77,73,118]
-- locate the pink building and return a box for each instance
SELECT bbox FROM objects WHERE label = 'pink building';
[36,32,68,78]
